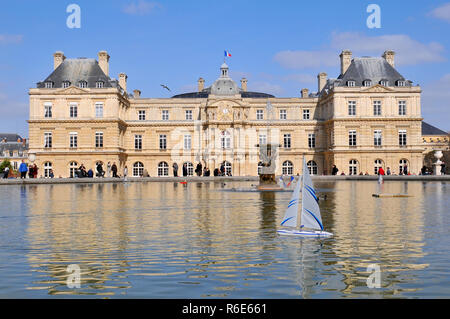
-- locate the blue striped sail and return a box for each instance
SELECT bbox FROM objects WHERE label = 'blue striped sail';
[280,176,301,228]
[300,159,324,231]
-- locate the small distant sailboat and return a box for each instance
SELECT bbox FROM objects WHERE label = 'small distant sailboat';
[277,159,333,238]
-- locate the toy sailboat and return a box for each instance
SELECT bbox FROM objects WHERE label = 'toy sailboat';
[277,159,333,238]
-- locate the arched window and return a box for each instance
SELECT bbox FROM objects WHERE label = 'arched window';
[44,162,52,178]
[69,161,78,178]
[349,160,358,175]
[158,162,169,177]
[374,159,384,175]
[307,160,318,175]
[258,162,264,175]
[399,159,409,175]
[282,160,293,175]
[133,162,144,177]
[221,131,232,149]
[223,161,232,176]
[184,162,194,176]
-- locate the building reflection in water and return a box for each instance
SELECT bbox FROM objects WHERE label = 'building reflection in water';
[20,180,436,297]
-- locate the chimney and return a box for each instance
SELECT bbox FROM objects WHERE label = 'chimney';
[317,72,327,93]
[339,50,352,75]
[382,50,395,68]
[119,73,127,92]
[133,89,141,98]
[301,88,309,98]
[22,138,27,147]
[98,51,110,76]
[53,51,66,70]
[240,78,248,92]
[198,77,205,92]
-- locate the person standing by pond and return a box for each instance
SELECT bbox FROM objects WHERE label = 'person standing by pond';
[19,160,28,179]
[111,162,118,178]
[332,165,339,175]
[33,164,38,178]
[123,165,128,181]
[107,161,112,177]
[182,163,187,177]
[3,166,9,179]
[173,162,178,177]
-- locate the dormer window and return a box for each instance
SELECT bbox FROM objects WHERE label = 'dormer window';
[45,81,54,89]
[78,81,88,88]
[380,80,389,86]
[347,80,356,87]
[396,80,406,87]
[96,81,104,88]
[363,80,372,87]
[62,81,71,88]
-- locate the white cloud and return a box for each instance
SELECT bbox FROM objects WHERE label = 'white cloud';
[0,34,23,45]
[330,32,445,65]
[123,1,162,15]
[428,3,450,22]
[274,32,445,69]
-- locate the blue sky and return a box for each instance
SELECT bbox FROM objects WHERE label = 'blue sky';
[1,0,450,137]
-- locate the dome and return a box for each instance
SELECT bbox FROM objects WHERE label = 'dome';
[210,62,240,95]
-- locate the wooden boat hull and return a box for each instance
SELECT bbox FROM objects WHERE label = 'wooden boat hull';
[277,229,333,238]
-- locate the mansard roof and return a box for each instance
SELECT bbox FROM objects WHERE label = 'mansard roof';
[422,121,448,136]
[336,57,410,87]
[37,58,118,89]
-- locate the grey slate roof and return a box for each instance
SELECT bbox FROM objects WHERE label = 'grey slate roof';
[422,122,448,136]
[171,90,274,99]
[37,58,118,89]
[0,133,23,142]
[333,57,410,89]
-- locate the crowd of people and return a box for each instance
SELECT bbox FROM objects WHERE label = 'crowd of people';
[172,162,231,177]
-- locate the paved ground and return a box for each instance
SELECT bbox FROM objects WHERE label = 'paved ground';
[0,175,449,185]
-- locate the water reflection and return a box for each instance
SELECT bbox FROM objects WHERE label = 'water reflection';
[0,180,448,298]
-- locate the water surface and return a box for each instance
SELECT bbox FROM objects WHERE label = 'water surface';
[0,180,448,298]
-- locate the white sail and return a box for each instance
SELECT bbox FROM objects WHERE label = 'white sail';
[300,159,324,231]
[280,176,301,228]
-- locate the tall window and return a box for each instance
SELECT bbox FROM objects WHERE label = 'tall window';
[398,101,406,116]
[96,81,104,88]
[374,130,382,146]
[349,130,357,146]
[159,134,167,150]
[69,132,78,148]
[399,130,407,146]
[134,134,142,150]
[95,132,103,148]
[380,80,389,86]
[44,162,52,178]
[133,162,144,177]
[259,134,267,145]
[303,109,310,120]
[282,161,293,175]
[396,80,406,87]
[279,109,287,120]
[307,160,318,175]
[62,81,71,88]
[137,110,146,121]
[283,134,291,149]
[221,131,231,149]
[185,162,194,176]
[45,82,53,88]
[256,109,264,120]
[348,101,356,116]
[349,160,358,175]
[308,133,316,148]
[184,134,191,150]
[95,102,103,118]
[399,159,409,175]
[347,80,355,87]
[44,132,52,148]
[374,159,383,175]
[363,80,372,87]
[69,103,78,118]
[223,161,232,176]
[69,161,78,178]
[158,162,169,176]
[162,110,169,121]
[185,110,193,120]
[373,101,382,116]
[44,103,52,118]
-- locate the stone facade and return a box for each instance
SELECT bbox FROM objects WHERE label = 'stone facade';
[27,50,446,177]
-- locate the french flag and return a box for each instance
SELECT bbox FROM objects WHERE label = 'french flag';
[224,50,232,57]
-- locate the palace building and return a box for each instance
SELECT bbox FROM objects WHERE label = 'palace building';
[27,50,448,177]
